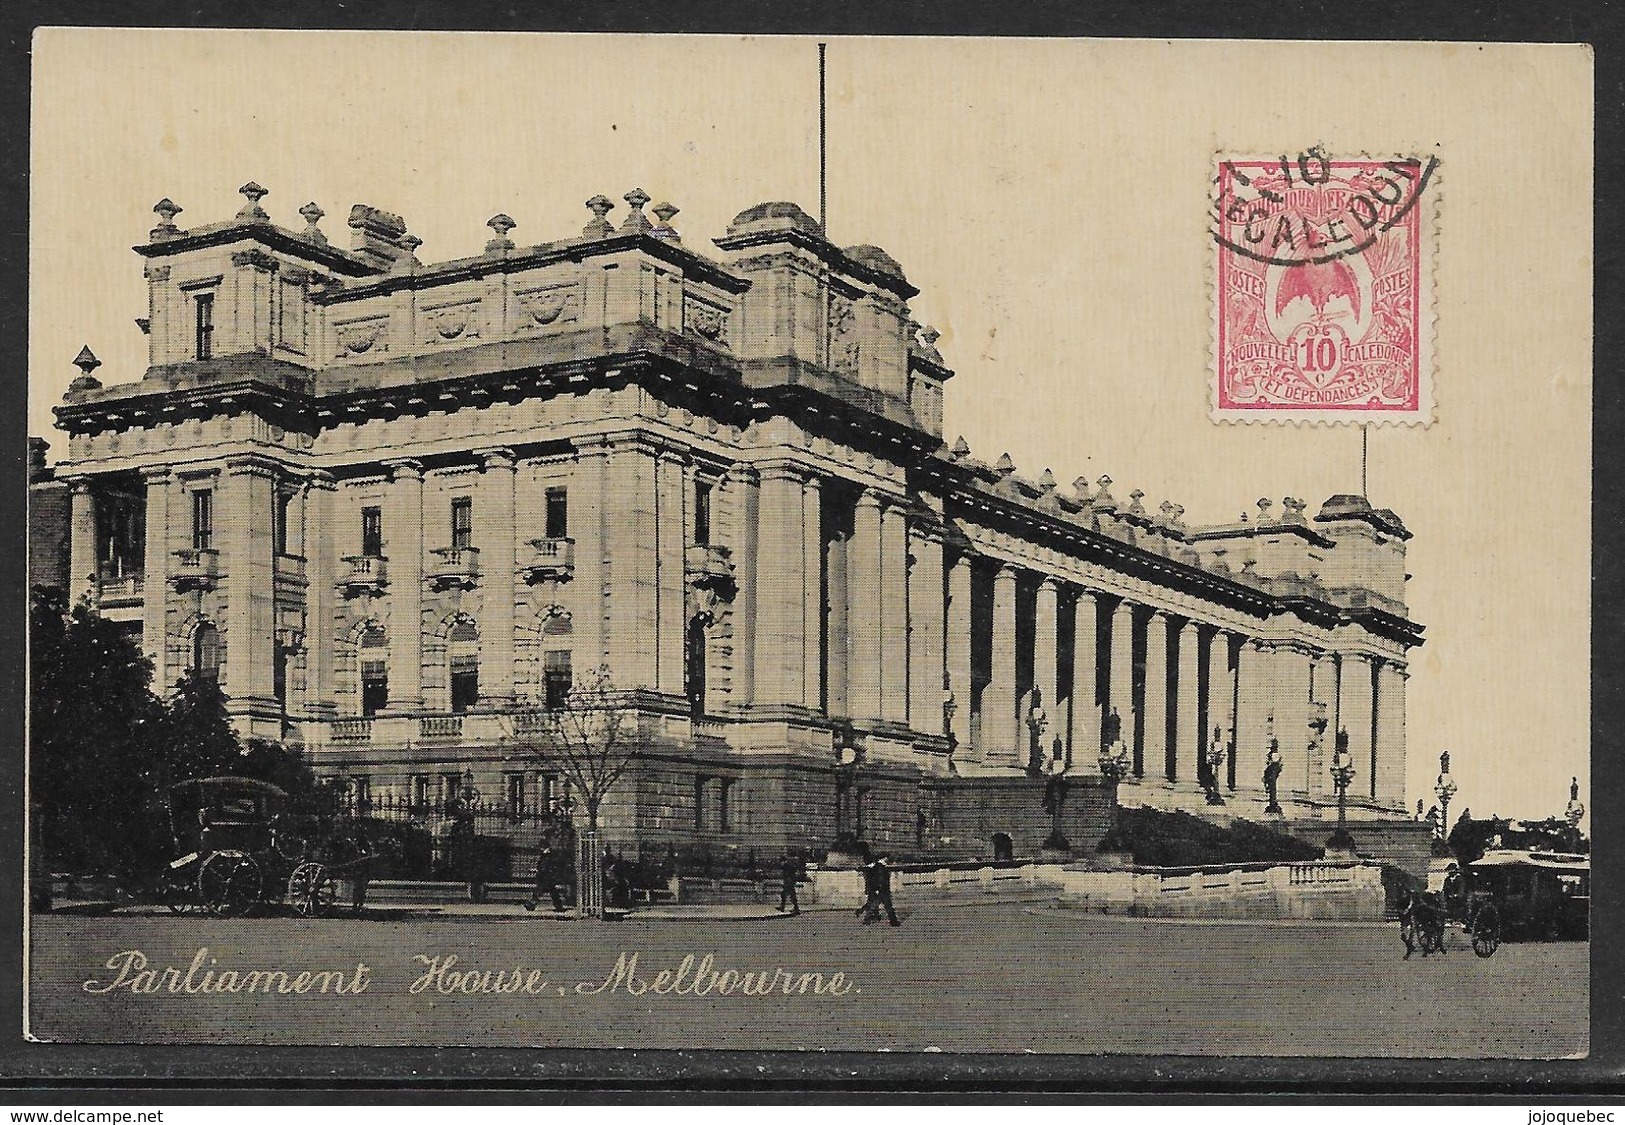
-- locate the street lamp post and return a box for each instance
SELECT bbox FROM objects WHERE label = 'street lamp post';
[1327,729,1356,853]
[942,686,958,775]
[1202,726,1227,806]
[1564,776,1586,850]
[1433,751,1458,857]
[1026,689,1049,775]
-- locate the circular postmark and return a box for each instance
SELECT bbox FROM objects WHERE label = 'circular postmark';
[1211,147,1438,268]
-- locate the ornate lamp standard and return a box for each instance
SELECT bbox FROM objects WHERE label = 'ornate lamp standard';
[1026,689,1049,775]
[1433,751,1458,856]
[1098,708,1131,784]
[830,722,865,865]
[1327,729,1356,853]
[1202,726,1227,806]
[942,686,959,775]
[1564,776,1586,851]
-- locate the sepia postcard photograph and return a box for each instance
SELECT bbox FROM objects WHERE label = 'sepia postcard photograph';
[20,28,1593,1066]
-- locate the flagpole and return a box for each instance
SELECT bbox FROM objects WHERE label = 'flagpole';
[1361,424,1369,497]
[818,42,828,234]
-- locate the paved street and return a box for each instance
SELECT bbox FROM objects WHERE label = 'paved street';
[28,903,1586,1058]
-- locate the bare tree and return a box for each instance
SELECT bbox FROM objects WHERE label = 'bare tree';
[529,664,637,916]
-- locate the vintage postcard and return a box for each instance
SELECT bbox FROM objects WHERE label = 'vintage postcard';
[23,32,1591,1061]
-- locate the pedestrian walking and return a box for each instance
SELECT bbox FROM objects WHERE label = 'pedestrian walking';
[873,853,901,926]
[523,841,568,913]
[855,855,880,923]
[778,851,802,915]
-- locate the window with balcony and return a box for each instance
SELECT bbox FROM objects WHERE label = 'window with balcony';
[693,479,712,546]
[545,487,568,540]
[97,497,143,580]
[195,292,215,360]
[192,622,221,683]
[361,506,383,557]
[191,489,213,552]
[451,496,473,551]
[543,649,572,711]
[359,624,388,717]
[448,620,479,714]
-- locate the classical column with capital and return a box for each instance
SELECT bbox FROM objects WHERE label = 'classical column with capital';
[1034,577,1060,764]
[879,498,910,725]
[1175,619,1202,784]
[655,448,688,700]
[140,468,171,692]
[303,471,338,716]
[986,563,1019,764]
[221,458,278,715]
[846,489,885,721]
[67,479,97,607]
[945,553,973,757]
[603,438,660,690]
[1069,590,1100,771]
[383,459,424,712]
[1107,598,1136,774]
[800,475,823,709]
[476,448,518,703]
[907,528,946,736]
[1339,653,1377,802]
[1234,639,1273,797]
[1142,611,1171,781]
[753,462,807,707]
[1376,661,1408,807]
[1204,629,1236,788]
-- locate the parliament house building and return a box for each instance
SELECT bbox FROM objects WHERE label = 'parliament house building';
[45,183,1425,860]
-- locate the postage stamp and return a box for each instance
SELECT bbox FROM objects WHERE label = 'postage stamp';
[1211,150,1439,424]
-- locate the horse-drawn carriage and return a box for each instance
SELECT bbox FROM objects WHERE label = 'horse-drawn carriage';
[156,776,373,918]
[1398,848,1589,959]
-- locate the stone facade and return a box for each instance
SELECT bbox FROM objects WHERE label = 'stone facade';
[47,185,1424,858]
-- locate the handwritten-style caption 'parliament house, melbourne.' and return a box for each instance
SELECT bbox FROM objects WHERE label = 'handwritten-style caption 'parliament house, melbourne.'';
[42,182,1424,859]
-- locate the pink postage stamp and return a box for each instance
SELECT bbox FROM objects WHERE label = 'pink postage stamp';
[1211,150,1438,424]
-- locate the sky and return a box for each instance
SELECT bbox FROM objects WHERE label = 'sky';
[28,31,1593,822]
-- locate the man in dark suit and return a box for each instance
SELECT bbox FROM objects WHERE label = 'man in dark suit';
[778,851,802,915]
[872,853,901,926]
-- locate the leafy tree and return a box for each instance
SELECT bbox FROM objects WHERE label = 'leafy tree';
[29,587,167,881]
[157,669,243,784]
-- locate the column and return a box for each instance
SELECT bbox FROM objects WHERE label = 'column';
[141,468,171,692]
[384,459,424,712]
[221,458,277,712]
[1306,653,1333,797]
[304,471,338,716]
[907,529,946,736]
[1174,620,1201,785]
[1069,590,1100,771]
[654,448,687,698]
[1106,598,1135,756]
[753,463,806,707]
[879,499,910,725]
[1268,646,1314,795]
[1033,578,1059,761]
[475,449,518,703]
[603,439,659,690]
[1376,661,1408,807]
[800,476,823,709]
[1137,611,1166,781]
[1203,630,1235,787]
[1234,639,1272,794]
[945,553,973,753]
[846,489,884,721]
[1339,653,1376,803]
[722,463,759,704]
[985,563,1019,763]
[67,479,97,606]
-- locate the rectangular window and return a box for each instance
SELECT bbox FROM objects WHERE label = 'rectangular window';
[694,776,707,832]
[451,496,473,551]
[411,774,431,808]
[543,649,573,711]
[544,488,568,540]
[450,653,479,714]
[273,491,292,556]
[442,772,463,804]
[352,775,371,810]
[361,659,388,717]
[273,649,288,708]
[191,489,213,551]
[717,779,732,834]
[693,479,712,546]
[540,774,557,813]
[505,773,526,817]
[361,506,383,557]
[195,292,215,360]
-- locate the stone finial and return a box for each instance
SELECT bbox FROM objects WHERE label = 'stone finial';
[392,234,423,273]
[150,198,183,241]
[619,187,653,233]
[1072,476,1092,503]
[1039,468,1057,493]
[237,181,270,222]
[1093,475,1116,509]
[1128,489,1146,515]
[1170,502,1186,529]
[995,452,1016,476]
[583,194,616,238]
[298,202,328,245]
[950,435,971,460]
[485,214,517,253]
[1282,496,1307,524]
[1256,496,1274,521]
[73,345,101,376]
[1157,499,1175,526]
[651,201,681,241]
[917,324,944,363]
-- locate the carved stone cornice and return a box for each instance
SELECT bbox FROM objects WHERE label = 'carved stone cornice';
[231,248,280,272]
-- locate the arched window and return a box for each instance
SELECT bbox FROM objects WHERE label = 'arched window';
[685,616,708,719]
[192,622,221,683]
[448,619,479,714]
[359,625,388,717]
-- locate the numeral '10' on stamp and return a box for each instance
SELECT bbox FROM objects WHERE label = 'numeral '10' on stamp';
[1211,149,1438,425]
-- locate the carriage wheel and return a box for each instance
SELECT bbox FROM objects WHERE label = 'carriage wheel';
[287,861,336,919]
[198,852,261,918]
[1472,904,1501,958]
